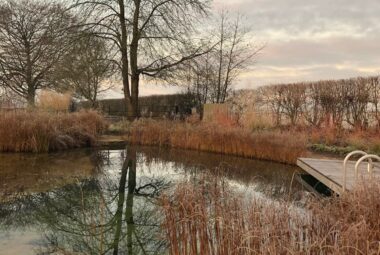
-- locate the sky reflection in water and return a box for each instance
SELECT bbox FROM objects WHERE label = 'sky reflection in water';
[0,146,304,255]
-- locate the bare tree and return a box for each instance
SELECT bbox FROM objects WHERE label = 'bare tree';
[184,11,262,105]
[56,33,116,108]
[182,53,216,109]
[214,12,262,103]
[368,76,380,129]
[0,87,24,108]
[280,84,307,126]
[257,85,284,126]
[318,80,347,128]
[302,83,324,127]
[0,87,7,108]
[0,0,77,107]
[71,0,213,120]
[255,76,380,130]
[344,77,371,129]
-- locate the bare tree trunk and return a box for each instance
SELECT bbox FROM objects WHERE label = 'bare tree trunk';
[129,0,141,120]
[216,14,225,103]
[117,0,134,120]
[112,157,128,255]
[25,40,35,107]
[126,147,136,255]
[221,24,237,103]
[27,88,36,107]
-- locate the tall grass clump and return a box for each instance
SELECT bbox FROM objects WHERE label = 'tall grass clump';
[37,90,72,111]
[161,175,380,255]
[0,110,106,152]
[127,119,306,164]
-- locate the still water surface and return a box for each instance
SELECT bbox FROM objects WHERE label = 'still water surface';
[0,146,305,255]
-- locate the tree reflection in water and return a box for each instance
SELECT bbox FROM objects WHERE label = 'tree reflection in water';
[0,146,170,255]
[0,145,303,254]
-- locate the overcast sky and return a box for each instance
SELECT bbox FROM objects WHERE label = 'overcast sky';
[214,0,380,87]
[104,0,380,97]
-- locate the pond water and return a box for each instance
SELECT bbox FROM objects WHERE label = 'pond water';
[0,146,305,255]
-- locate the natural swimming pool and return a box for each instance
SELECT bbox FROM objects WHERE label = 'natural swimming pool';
[0,145,305,255]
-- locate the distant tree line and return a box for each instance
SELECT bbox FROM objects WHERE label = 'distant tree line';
[256,76,380,130]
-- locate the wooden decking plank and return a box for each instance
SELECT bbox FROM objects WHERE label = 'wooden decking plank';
[297,159,343,194]
[297,158,380,194]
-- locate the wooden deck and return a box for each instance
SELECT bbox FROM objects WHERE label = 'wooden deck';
[297,158,380,194]
[97,135,128,147]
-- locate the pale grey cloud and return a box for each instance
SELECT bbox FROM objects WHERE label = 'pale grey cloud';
[212,0,380,89]
[214,0,380,40]
[100,84,181,99]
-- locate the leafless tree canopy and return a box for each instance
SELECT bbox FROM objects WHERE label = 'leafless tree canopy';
[71,0,213,119]
[0,0,77,106]
[181,12,262,107]
[256,76,380,130]
[55,33,116,108]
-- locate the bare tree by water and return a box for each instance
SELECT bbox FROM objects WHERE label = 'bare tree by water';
[0,148,169,254]
[71,0,213,120]
[0,0,77,107]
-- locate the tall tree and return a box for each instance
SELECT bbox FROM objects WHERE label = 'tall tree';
[72,0,212,120]
[0,0,77,106]
[184,12,262,105]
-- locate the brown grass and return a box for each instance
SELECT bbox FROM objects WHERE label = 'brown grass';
[239,109,276,131]
[0,110,107,152]
[127,119,307,164]
[309,126,380,154]
[161,175,380,255]
[37,90,72,111]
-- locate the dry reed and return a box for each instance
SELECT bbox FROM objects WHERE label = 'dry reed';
[309,127,380,154]
[37,90,72,111]
[239,109,276,131]
[161,175,380,255]
[0,110,106,152]
[127,119,306,164]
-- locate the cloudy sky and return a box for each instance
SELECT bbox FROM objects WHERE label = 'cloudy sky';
[105,0,380,97]
[214,0,380,87]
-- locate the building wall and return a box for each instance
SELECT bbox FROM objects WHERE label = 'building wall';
[79,94,197,119]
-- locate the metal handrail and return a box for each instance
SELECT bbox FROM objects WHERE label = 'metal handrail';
[354,155,380,181]
[342,150,368,192]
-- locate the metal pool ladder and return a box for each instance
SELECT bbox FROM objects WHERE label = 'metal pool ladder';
[342,150,380,192]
